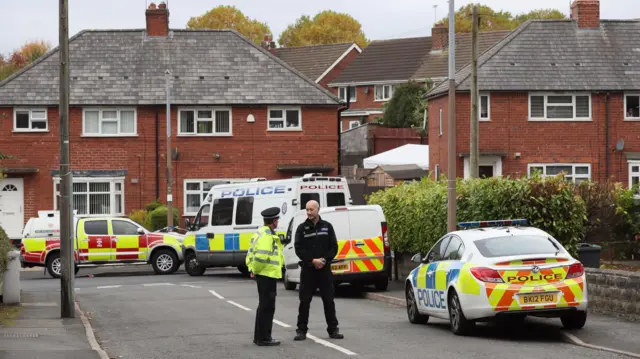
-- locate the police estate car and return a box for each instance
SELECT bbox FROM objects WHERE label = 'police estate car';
[405,219,588,335]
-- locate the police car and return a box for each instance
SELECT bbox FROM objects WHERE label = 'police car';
[405,219,588,335]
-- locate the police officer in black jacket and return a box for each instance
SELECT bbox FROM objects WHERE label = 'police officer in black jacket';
[293,200,344,341]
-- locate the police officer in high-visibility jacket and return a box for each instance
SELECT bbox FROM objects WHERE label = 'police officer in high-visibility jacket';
[246,207,284,346]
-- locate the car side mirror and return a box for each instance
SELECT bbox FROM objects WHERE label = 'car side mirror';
[136,228,146,235]
[411,254,422,264]
[185,218,191,229]
[206,232,215,239]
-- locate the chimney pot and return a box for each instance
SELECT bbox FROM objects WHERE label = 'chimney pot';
[148,2,157,9]
[158,2,167,9]
[571,0,600,29]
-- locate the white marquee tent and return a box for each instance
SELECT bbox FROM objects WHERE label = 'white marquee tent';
[363,144,429,170]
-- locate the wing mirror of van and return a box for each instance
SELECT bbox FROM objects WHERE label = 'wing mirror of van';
[411,253,423,264]
[136,228,146,235]
[279,234,290,245]
[185,218,191,230]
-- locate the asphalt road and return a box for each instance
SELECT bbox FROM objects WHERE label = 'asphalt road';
[20,267,629,359]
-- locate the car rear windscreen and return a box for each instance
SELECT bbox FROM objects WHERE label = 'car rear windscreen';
[473,235,561,258]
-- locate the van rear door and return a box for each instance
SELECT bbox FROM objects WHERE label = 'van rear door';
[344,208,385,274]
[323,209,352,274]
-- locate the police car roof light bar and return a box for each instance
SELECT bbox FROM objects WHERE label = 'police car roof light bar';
[457,219,528,229]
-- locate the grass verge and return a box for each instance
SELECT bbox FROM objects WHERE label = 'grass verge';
[0,303,22,327]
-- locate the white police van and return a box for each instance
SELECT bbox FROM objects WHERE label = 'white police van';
[182,174,354,276]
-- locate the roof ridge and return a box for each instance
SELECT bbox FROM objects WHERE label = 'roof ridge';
[371,35,432,43]
[275,42,355,50]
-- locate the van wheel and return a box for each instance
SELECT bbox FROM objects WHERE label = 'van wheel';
[152,249,179,275]
[375,277,389,291]
[237,265,250,277]
[283,270,297,290]
[185,251,205,276]
[46,252,62,279]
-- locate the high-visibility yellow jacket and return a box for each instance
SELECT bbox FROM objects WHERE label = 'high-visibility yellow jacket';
[245,226,284,279]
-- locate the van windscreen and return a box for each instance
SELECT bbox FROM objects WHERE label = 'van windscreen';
[300,193,320,209]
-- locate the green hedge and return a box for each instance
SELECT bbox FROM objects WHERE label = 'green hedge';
[367,175,592,257]
[0,226,14,276]
[147,205,180,231]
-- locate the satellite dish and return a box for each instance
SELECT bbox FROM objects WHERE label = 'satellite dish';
[616,139,625,152]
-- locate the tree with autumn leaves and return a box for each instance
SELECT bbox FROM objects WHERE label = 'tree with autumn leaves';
[0,40,51,81]
[437,4,566,33]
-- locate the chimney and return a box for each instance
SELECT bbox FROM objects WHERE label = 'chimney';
[431,24,448,51]
[261,34,276,53]
[571,0,600,29]
[146,2,169,37]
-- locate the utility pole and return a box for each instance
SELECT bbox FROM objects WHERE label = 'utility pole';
[447,0,457,233]
[165,70,173,228]
[59,0,74,318]
[470,5,479,179]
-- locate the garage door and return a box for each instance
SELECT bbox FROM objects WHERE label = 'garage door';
[0,178,24,240]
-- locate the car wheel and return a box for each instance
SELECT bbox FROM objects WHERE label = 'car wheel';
[151,249,179,275]
[561,311,587,330]
[283,270,297,290]
[185,251,206,276]
[448,290,474,335]
[46,252,62,279]
[406,284,429,324]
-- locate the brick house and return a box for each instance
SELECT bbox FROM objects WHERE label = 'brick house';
[0,4,341,239]
[271,42,362,90]
[426,0,640,186]
[329,29,509,132]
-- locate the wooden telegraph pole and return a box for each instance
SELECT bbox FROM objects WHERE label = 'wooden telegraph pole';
[165,70,173,228]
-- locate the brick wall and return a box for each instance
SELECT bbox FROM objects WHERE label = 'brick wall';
[0,105,338,225]
[585,268,640,320]
[318,48,361,90]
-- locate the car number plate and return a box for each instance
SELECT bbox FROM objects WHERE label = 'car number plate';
[518,293,558,305]
[331,262,350,272]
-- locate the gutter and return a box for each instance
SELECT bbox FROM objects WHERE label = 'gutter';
[337,86,352,176]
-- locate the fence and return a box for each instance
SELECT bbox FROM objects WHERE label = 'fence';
[348,182,387,205]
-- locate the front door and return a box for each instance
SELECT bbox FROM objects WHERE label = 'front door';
[0,178,24,240]
[479,165,494,178]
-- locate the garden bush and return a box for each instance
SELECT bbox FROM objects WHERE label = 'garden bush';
[367,174,588,257]
[145,199,163,212]
[128,209,150,230]
[0,226,14,276]
[147,205,180,231]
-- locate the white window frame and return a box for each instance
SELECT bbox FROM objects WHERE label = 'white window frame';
[624,93,640,121]
[439,108,443,136]
[479,93,490,121]
[267,106,302,131]
[13,108,48,132]
[53,177,125,217]
[177,107,233,136]
[628,161,640,194]
[349,120,360,129]
[183,178,251,216]
[82,108,138,137]
[527,163,591,183]
[528,93,592,122]
[374,85,394,102]
[339,87,357,103]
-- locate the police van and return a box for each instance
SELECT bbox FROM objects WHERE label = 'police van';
[181,173,353,276]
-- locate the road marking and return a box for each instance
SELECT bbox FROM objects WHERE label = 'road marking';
[273,319,291,328]
[96,285,122,289]
[142,283,175,287]
[181,284,202,289]
[562,332,640,358]
[22,302,57,307]
[307,333,357,356]
[227,300,251,311]
[209,290,225,299]
[182,281,206,284]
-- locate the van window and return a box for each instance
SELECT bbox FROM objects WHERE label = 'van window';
[235,197,254,225]
[112,220,140,235]
[285,218,294,243]
[84,220,108,235]
[348,209,381,240]
[194,204,211,228]
[327,193,345,207]
[211,198,234,226]
[300,193,320,209]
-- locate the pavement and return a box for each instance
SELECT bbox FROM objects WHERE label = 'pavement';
[10,265,640,358]
[364,280,640,358]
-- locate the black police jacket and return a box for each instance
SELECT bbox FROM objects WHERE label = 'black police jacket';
[294,216,338,269]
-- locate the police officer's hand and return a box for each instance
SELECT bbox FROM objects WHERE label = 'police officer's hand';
[250,272,255,279]
[312,258,324,269]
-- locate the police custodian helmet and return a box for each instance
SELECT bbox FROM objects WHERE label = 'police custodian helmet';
[261,207,280,220]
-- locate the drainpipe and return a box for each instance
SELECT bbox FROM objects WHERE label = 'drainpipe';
[155,110,159,200]
[337,86,352,176]
[605,93,610,180]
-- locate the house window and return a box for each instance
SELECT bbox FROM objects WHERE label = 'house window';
[529,94,591,121]
[268,107,301,130]
[625,94,640,120]
[339,87,356,103]
[374,85,394,101]
[183,179,250,216]
[83,109,137,136]
[53,177,125,216]
[628,161,640,191]
[349,120,360,129]
[528,164,591,184]
[14,108,48,132]
[178,108,231,136]
[434,164,440,180]
[439,108,443,136]
[480,94,490,120]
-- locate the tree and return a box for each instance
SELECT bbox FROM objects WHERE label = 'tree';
[0,40,51,81]
[278,10,369,48]
[437,4,567,33]
[186,5,272,45]
[378,81,432,129]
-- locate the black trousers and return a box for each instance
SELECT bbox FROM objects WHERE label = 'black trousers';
[254,274,277,342]
[296,266,339,334]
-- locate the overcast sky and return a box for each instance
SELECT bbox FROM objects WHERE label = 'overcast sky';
[1,0,635,54]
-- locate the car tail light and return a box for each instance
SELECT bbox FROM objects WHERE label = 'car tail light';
[566,262,584,279]
[470,267,504,283]
[381,222,390,253]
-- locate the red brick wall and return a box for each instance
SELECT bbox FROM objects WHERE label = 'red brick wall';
[0,105,338,225]
[428,91,633,185]
[572,0,600,29]
[318,48,361,90]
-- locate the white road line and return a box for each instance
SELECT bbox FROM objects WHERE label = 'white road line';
[307,333,357,356]
[96,285,122,289]
[182,281,206,284]
[227,300,251,311]
[142,283,175,287]
[272,319,291,328]
[181,284,202,289]
[209,290,225,299]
